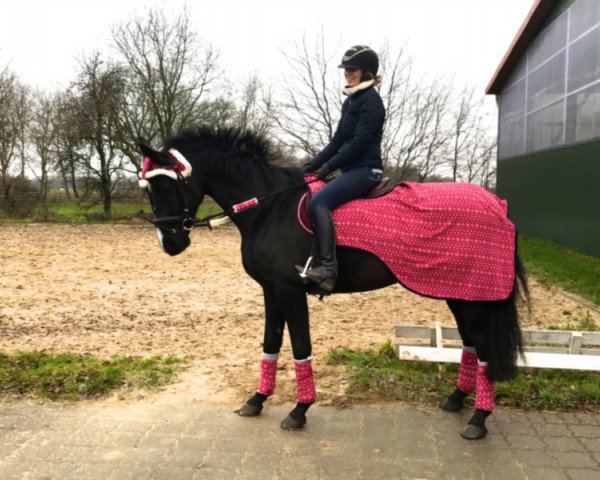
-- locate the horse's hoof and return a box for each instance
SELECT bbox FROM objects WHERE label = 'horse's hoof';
[234,402,262,417]
[280,414,306,431]
[440,398,463,412]
[460,424,488,440]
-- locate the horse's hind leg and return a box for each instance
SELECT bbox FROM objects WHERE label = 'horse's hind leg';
[445,300,493,440]
[441,301,478,412]
[235,285,286,417]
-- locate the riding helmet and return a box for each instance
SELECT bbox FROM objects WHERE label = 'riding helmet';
[338,45,379,76]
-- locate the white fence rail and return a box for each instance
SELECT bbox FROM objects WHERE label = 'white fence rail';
[396,322,600,371]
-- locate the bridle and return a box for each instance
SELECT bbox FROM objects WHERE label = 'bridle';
[146,169,216,233]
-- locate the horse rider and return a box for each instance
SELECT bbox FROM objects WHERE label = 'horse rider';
[298,45,386,293]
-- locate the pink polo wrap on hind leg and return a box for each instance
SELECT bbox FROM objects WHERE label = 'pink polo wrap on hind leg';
[475,363,495,412]
[294,358,316,404]
[457,348,478,395]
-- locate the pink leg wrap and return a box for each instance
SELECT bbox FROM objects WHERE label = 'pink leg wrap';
[475,364,495,412]
[294,360,316,404]
[257,358,277,396]
[457,349,478,394]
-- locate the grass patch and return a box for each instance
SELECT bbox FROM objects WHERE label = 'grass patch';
[519,234,600,306]
[328,342,600,412]
[46,202,150,223]
[495,368,600,410]
[43,202,223,223]
[548,311,598,331]
[0,201,224,224]
[0,352,188,401]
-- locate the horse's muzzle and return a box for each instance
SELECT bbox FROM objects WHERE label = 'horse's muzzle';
[156,227,191,256]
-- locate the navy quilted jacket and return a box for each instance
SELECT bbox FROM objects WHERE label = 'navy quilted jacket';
[309,85,385,172]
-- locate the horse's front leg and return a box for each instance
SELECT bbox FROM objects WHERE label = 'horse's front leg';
[235,284,286,417]
[273,283,314,431]
[234,282,314,430]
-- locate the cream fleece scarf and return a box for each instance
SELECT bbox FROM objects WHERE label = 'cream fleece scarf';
[342,79,375,96]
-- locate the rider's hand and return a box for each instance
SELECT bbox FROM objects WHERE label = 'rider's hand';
[301,163,315,174]
[315,164,330,180]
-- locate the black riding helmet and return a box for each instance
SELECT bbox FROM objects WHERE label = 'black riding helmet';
[338,45,379,77]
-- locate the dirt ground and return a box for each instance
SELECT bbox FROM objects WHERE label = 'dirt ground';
[0,224,597,406]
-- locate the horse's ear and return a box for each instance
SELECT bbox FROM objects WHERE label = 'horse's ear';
[138,137,156,156]
[137,137,171,166]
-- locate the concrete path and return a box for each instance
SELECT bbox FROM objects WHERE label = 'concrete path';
[1,400,599,479]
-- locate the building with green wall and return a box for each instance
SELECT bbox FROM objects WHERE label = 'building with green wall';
[487,0,600,257]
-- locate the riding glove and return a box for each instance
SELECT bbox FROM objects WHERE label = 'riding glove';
[315,164,330,180]
[301,163,315,174]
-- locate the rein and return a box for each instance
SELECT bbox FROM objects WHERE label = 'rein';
[192,176,320,229]
[150,171,319,232]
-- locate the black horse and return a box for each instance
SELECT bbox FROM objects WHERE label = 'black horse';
[138,126,528,440]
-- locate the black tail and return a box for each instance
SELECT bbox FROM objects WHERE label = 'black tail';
[486,253,529,381]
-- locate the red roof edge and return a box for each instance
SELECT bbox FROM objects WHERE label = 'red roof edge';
[486,0,557,95]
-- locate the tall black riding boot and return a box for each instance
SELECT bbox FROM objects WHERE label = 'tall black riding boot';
[304,207,337,292]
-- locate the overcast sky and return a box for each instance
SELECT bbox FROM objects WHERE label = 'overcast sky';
[0,0,534,101]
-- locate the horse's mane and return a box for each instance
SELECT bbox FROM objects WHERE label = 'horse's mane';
[166,125,280,165]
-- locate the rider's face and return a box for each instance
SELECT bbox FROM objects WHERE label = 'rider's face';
[344,67,363,87]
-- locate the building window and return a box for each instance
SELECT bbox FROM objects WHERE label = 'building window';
[568,26,600,92]
[569,0,600,40]
[499,117,526,159]
[528,51,566,112]
[566,81,600,143]
[498,0,600,160]
[526,100,564,152]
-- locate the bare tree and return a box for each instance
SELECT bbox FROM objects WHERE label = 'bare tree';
[234,74,276,137]
[445,88,497,186]
[379,44,453,182]
[476,139,497,190]
[52,90,88,199]
[0,67,29,212]
[71,52,129,218]
[112,8,223,170]
[0,68,17,197]
[28,91,59,214]
[273,31,342,159]
[12,84,33,179]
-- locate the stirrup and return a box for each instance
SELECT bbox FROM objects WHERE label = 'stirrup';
[297,256,314,281]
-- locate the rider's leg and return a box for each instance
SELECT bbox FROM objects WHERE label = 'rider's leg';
[302,167,382,292]
[304,205,337,292]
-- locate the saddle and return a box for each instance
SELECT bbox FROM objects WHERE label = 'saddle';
[364,177,394,199]
[297,177,393,230]
[296,180,517,302]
